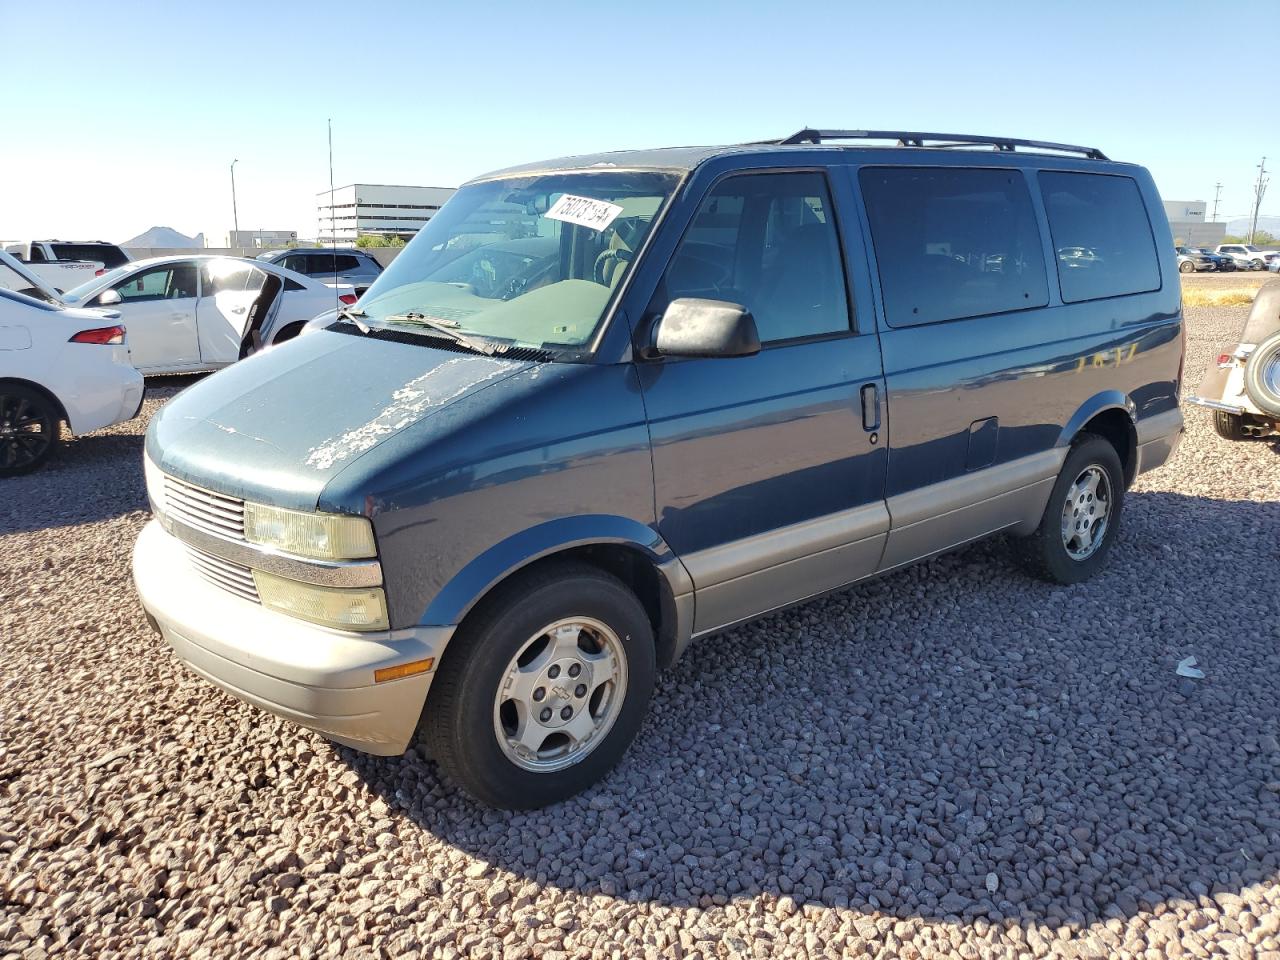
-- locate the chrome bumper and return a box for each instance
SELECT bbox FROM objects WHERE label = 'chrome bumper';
[1185,395,1246,415]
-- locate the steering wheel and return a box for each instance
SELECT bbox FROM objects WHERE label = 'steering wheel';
[593,248,635,285]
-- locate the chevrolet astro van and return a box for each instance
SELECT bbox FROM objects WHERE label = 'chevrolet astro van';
[134,130,1185,808]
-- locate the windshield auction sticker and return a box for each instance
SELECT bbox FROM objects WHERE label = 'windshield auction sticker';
[544,194,624,232]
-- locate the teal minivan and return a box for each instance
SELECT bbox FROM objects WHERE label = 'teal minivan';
[135,130,1184,807]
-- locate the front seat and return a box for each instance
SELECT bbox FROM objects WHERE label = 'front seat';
[752,223,843,341]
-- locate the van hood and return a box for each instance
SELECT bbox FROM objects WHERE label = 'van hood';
[147,331,530,511]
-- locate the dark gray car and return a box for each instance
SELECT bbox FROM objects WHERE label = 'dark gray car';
[134,130,1185,808]
[257,247,383,295]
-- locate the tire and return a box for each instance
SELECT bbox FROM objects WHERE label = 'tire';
[1017,433,1124,585]
[1212,410,1246,440]
[1178,260,1194,274]
[1252,259,1265,271]
[1243,331,1280,417]
[423,561,656,808]
[0,384,60,477]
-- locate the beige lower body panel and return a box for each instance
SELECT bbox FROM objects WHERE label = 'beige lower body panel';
[879,476,1055,572]
[684,450,1065,638]
[692,532,887,634]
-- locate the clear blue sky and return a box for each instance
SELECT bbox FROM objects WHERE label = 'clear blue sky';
[0,0,1273,244]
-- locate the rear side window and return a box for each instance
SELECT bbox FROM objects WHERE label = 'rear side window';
[860,167,1048,328]
[1039,172,1160,303]
[654,171,850,343]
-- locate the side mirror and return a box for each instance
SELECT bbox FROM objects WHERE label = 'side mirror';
[652,298,761,359]
[97,289,122,306]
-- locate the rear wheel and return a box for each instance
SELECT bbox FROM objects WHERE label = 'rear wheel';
[1212,410,1246,440]
[0,385,59,477]
[423,561,655,808]
[1017,434,1124,585]
[1252,259,1265,271]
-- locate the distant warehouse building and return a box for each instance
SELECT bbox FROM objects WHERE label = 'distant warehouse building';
[1162,200,1225,247]
[317,183,457,245]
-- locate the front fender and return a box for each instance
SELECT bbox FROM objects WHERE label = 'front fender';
[419,514,692,627]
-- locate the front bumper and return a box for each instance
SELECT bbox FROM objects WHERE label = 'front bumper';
[132,519,454,755]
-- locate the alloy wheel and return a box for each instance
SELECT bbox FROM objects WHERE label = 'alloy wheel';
[1060,465,1112,561]
[493,616,628,772]
[0,392,54,473]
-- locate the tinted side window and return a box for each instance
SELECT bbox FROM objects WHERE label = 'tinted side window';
[1039,172,1160,303]
[333,254,361,272]
[306,253,338,275]
[655,172,850,343]
[280,254,308,274]
[860,167,1048,328]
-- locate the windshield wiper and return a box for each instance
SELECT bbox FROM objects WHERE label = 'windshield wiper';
[337,306,370,334]
[383,312,503,355]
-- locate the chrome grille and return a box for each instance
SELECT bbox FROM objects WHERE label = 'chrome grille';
[163,475,245,541]
[186,545,260,603]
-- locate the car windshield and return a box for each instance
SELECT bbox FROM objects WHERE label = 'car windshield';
[354,171,679,353]
[63,265,131,302]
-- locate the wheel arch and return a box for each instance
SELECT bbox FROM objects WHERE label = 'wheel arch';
[420,516,694,670]
[1056,391,1138,487]
[0,377,70,428]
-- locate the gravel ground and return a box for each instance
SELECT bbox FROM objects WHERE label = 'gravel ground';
[3,305,1279,960]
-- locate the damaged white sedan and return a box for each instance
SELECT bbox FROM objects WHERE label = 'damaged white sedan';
[60,256,355,375]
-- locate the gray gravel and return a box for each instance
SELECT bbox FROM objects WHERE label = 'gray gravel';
[3,306,1279,959]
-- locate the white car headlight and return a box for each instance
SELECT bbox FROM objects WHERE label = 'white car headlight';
[244,503,377,560]
[143,452,166,515]
[253,571,389,631]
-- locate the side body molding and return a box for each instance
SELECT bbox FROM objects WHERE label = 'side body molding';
[419,515,694,654]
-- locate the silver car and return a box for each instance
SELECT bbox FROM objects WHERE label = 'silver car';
[257,248,383,296]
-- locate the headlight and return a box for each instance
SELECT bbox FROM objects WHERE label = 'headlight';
[253,571,389,631]
[244,503,376,560]
[143,452,166,515]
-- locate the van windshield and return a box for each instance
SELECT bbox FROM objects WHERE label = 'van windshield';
[354,171,679,353]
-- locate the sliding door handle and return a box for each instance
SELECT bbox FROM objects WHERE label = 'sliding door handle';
[860,383,881,432]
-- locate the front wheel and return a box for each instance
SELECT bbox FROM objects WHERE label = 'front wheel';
[0,385,60,477]
[423,561,655,808]
[1017,434,1124,585]
[1252,259,1265,271]
[1178,260,1194,274]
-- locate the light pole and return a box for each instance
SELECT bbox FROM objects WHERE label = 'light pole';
[230,159,240,246]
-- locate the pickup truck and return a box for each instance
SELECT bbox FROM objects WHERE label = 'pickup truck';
[5,240,131,270]
[2,240,131,293]
[1215,243,1280,271]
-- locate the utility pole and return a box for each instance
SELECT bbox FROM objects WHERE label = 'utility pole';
[1211,182,1222,224]
[1248,157,1269,245]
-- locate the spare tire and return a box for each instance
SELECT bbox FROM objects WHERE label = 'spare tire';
[1244,331,1280,417]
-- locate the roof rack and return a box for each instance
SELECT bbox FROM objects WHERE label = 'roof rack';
[771,129,1109,161]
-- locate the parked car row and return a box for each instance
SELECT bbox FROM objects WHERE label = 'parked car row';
[1177,243,1280,274]
[0,248,356,474]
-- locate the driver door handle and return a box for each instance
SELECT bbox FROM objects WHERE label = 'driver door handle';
[860,383,880,432]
